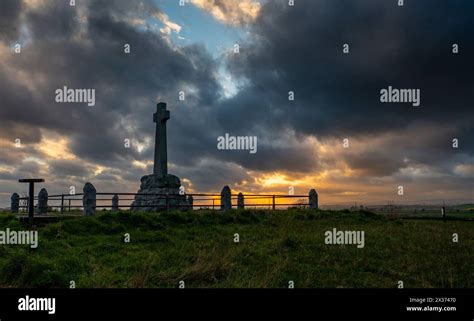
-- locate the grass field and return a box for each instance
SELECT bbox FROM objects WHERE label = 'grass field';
[0,209,472,288]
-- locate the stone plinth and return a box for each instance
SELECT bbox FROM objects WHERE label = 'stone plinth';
[131,173,187,212]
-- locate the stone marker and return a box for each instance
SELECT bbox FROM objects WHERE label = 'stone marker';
[83,182,96,215]
[187,195,193,211]
[237,192,244,209]
[37,188,48,214]
[112,194,119,211]
[221,186,232,211]
[309,189,318,209]
[11,193,19,213]
[131,103,186,212]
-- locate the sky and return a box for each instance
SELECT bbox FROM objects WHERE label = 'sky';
[0,0,473,208]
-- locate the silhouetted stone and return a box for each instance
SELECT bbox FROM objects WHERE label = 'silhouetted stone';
[221,186,232,211]
[187,195,193,211]
[237,192,244,209]
[83,182,96,215]
[112,194,119,211]
[11,193,19,213]
[37,188,48,214]
[309,189,318,209]
[154,103,170,175]
[131,103,187,212]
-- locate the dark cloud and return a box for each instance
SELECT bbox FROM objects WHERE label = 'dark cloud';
[224,0,474,136]
[48,159,88,178]
[26,1,79,40]
[0,0,221,169]
[0,0,23,43]
[215,0,474,175]
[178,158,253,192]
[0,124,42,145]
[0,171,17,180]
[344,151,405,177]
[330,123,470,177]
[14,160,43,178]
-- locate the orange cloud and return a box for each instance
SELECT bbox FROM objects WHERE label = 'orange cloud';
[191,0,261,25]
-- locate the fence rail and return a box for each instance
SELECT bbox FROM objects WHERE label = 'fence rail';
[11,180,319,223]
[17,193,311,212]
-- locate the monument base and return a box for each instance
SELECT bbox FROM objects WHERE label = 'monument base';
[130,173,187,212]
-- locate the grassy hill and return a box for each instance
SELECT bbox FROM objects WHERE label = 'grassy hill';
[0,209,472,288]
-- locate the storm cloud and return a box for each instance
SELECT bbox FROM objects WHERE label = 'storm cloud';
[219,0,474,177]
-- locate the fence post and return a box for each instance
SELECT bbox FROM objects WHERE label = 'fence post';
[272,195,275,210]
[28,186,33,223]
[18,178,44,224]
[165,194,169,212]
[68,199,71,212]
[187,195,193,211]
[60,194,64,214]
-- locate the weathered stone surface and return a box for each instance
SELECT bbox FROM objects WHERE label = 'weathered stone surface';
[309,189,318,209]
[130,174,186,212]
[153,103,170,175]
[221,185,232,211]
[139,173,180,189]
[83,182,96,215]
[237,192,244,209]
[11,193,19,213]
[112,194,119,211]
[37,188,48,214]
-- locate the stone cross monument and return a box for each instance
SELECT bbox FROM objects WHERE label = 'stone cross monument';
[131,102,186,212]
[153,102,170,175]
